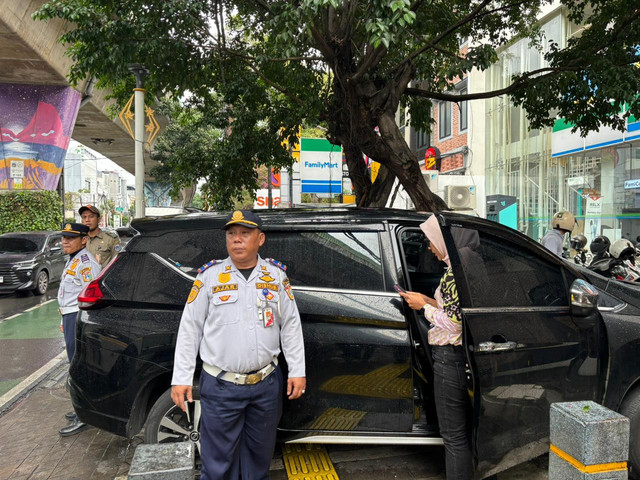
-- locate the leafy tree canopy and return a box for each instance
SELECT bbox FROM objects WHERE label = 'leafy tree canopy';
[35,0,640,211]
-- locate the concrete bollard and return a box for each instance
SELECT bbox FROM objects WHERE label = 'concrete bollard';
[549,401,629,480]
[128,442,195,480]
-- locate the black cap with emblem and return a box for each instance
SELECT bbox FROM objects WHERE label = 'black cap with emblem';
[61,223,90,237]
[223,210,263,230]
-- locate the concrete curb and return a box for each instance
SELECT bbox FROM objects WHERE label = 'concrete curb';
[0,350,67,415]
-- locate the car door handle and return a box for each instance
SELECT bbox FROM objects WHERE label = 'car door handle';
[475,341,517,353]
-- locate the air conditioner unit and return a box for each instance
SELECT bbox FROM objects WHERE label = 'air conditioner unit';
[445,185,477,210]
[422,171,439,192]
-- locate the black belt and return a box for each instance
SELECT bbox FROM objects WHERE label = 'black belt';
[433,344,464,352]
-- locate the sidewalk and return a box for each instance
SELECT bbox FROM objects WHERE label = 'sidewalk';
[0,362,142,480]
[0,360,549,480]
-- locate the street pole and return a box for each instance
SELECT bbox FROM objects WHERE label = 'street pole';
[128,64,148,219]
[267,166,273,209]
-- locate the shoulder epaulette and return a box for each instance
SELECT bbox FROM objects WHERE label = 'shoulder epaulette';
[80,254,90,263]
[103,229,119,239]
[197,259,220,274]
[266,258,287,272]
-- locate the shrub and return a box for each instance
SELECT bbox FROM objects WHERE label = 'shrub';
[0,190,63,234]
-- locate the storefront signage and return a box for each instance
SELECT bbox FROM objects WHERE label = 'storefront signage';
[300,138,342,194]
[566,176,586,187]
[624,179,640,189]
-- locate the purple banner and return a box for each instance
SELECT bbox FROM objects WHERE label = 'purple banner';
[0,84,81,191]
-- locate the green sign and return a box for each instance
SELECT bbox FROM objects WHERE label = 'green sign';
[116,207,124,213]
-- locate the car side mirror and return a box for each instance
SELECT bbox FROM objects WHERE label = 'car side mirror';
[570,279,599,326]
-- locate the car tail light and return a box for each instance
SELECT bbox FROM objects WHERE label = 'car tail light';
[78,255,119,309]
[78,281,104,308]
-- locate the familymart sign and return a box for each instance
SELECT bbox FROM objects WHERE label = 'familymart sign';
[300,138,342,194]
[552,109,640,158]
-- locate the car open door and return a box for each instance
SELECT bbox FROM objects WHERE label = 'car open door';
[440,214,604,478]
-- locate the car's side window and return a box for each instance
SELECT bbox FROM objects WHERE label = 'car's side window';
[47,236,61,250]
[261,231,383,291]
[400,229,446,297]
[452,227,568,308]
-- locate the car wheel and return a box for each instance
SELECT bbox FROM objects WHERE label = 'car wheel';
[33,271,48,296]
[144,388,202,456]
[620,388,640,479]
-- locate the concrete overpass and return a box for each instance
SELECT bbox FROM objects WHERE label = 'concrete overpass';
[0,0,156,179]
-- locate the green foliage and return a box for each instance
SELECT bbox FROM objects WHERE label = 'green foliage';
[0,191,63,234]
[34,0,640,210]
[64,217,77,224]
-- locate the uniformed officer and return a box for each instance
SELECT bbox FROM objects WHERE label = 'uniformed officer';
[171,210,306,480]
[79,204,121,268]
[57,222,101,437]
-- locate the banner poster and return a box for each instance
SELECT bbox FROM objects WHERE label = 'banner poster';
[584,195,603,246]
[0,84,81,190]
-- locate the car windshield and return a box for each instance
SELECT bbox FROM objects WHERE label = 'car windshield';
[0,236,43,253]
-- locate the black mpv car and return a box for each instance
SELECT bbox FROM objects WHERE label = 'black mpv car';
[70,209,640,478]
[0,231,66,295]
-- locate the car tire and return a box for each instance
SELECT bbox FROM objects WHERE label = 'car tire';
[33,270,48,296]
[620,388,640,479]
[144,387,202,456]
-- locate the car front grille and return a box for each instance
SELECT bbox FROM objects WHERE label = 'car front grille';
[0,267,20,285]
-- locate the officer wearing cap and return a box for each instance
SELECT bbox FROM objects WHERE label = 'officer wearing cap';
[57,223,101,437]
[171,210,306,480]
[79,204,121,268]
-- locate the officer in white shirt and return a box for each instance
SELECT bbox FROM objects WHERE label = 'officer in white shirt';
[57,222,101,437]
[171,210,306,480]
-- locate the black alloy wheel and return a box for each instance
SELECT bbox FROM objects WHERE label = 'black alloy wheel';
[144,388,202,455]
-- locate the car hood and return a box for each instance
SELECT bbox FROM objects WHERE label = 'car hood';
[0,252,39,265]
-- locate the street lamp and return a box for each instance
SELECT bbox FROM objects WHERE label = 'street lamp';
[128,63,149,219]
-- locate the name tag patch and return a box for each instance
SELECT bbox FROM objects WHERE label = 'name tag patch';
[256,282,279,292]
[212,284,238,293]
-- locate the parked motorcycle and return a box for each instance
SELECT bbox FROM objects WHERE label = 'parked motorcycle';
[587,236,640,282]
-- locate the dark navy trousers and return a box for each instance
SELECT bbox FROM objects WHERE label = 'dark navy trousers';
[62,312,78,363]
[199,367,283,480]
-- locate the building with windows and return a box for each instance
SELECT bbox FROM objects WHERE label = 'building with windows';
[481,5,640,243]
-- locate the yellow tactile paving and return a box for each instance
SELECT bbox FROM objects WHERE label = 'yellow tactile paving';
[283,444,339,480]
[320,363,412,399]
[308,407,366,431]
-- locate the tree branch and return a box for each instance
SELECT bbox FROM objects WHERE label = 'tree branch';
[406,66,580,102]
[236,58,305,106]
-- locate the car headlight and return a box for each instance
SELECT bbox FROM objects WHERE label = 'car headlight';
[15,261,36,270]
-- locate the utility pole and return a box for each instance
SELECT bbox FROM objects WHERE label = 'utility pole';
[128,64,148,219]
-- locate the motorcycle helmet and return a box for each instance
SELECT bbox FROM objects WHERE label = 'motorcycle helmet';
[570,234,587,250]
[552,211,576,232]
[590,235,610,254]
[609,238,635,260]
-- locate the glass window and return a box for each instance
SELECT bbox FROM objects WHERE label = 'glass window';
[451,227,568,308]
[400,229,446,297]
[130,229,228,275]
[439,102,452,139]
[129,254,192,305]
[261,231,383,291]
[416,129,429,150]
[47,235,61,250]
[459,90,468,132]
